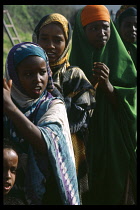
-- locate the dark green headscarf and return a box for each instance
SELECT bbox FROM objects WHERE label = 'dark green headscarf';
[70,7,137,205]
[114,7,137,69]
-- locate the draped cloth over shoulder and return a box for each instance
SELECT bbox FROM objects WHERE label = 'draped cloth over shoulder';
[114,7,137,69]
[4,42,80,205]
[32,13,96,204]
[70,5,137,205]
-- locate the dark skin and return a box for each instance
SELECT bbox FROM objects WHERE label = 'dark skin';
[119,16,137,43]
[84,20,118,109]
[3,56,49,154]
[3,148,18,195]
[37,22,66,65]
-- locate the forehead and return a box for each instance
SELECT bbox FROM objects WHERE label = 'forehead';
[40,22,64,34]
[3,148,18,159]
[17,55,46,68]
[86,20,110,28]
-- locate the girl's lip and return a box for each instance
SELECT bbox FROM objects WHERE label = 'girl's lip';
[3,183,11,191]
[4,186,11,190]
[32,89,41,95]
[47,54,56,58]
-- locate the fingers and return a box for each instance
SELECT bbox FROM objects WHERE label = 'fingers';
[93,62,109,77]
[8,79,12,89]
[94,62,109,71]
[3,78,12,90]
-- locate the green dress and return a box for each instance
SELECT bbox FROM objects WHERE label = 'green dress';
[70,8,137,205]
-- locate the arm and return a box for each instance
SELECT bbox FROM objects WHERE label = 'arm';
[90,62,118,110]
[3,78,47,155]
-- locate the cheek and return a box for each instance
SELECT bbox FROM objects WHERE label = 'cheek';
[107,32,111,41]
[59,42,66,54]
[11,174,16,184]
[20,78,29,89]
[43,75,49,86]
[38,40,45,49]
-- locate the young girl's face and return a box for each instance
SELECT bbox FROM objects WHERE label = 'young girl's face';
[119,16,137,43]
[3,149,18,195]
[38,22,66,64]
[84,20,110,49]
[17,56,48,99]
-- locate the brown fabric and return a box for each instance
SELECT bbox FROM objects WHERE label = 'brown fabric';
[81,5,110,27]
[71,133,89,204]
[71,133,86,174]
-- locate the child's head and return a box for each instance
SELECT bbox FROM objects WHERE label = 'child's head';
[33,13,72,67]
[4,42,54,100]
[118,7,137,43]
[3,138,18,195]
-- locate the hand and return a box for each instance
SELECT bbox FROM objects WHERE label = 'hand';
[91,62,110,90]
[3,78,12,90]
[3,78,15,114]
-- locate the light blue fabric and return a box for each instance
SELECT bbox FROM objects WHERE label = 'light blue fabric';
[4,42,80,205]
[4,91,80,205]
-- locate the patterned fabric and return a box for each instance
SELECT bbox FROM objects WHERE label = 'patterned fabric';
[3,42,80,205]
[32,14,96,205]
[70,6,137,205]
[39,13,69,39]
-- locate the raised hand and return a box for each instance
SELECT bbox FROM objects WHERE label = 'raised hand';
[3,78,15,114]
[92,62,110,89]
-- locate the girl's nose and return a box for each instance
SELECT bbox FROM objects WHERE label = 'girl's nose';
[46,41,55,49]
[34,73,41,82]
[4,170,11,179]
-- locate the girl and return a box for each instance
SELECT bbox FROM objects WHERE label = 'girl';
[32,13,96,204]
[70,5,137,205]
[3,42,80,205]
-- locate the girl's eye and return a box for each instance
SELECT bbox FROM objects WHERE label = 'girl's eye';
[103,26,109,30]
[40,71,47,75]
[89,27,96,31]
[26,73,31,76]
[11,167,17,174]
[54,38,63,43]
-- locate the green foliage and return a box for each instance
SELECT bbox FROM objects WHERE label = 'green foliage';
[3,5,78,72]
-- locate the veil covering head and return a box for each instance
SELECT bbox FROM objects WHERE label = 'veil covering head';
[114,7,137,68]
[32,13,72,68]
[81,5,110,26]
[69,5,137,205]
[4,42,54,108]
[117,7,137,26]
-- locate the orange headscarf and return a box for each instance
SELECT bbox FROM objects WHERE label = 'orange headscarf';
[81,5,110,27]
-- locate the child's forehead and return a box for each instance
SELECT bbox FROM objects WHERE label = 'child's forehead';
[17,55,46,69]
[3,148,18,158]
